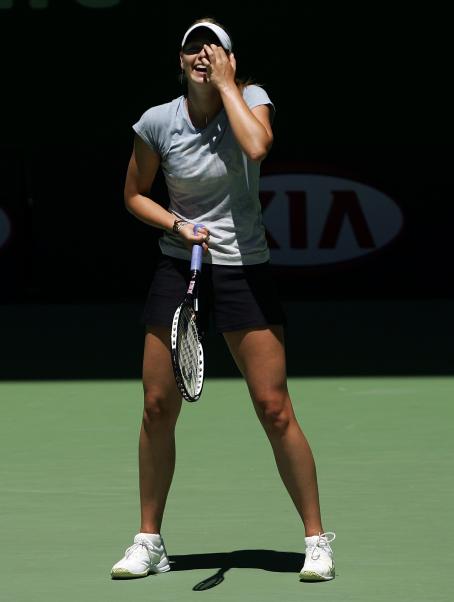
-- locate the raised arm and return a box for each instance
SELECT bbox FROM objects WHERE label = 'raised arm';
[202,44,273,162]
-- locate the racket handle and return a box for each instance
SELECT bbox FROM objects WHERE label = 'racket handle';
[191,223,205,271]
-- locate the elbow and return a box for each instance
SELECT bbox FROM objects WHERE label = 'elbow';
[246,137,273,163]
[124,191,136,214]
[124,181,140,212]
[248,149,268,163]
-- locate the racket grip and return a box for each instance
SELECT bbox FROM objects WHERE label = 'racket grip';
[191,223,205,271]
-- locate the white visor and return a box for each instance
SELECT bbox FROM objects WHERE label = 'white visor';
[181,22,232,52]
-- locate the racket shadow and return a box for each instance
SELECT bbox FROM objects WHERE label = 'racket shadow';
[168,550,305,590]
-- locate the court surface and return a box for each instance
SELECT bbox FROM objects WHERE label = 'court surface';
[1,377,452,602]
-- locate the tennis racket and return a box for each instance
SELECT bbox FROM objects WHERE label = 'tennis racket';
[170,224,205,402]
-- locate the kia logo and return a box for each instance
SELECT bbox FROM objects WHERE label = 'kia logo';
[0,208,11,250]
[260,174,403,266]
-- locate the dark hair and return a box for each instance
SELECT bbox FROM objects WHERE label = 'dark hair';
[181,16,255,91]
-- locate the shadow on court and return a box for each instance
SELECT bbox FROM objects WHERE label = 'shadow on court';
[168,550,305,590]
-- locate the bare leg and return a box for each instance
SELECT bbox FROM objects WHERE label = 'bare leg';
[224,326,324,536]
[139,326,182,533]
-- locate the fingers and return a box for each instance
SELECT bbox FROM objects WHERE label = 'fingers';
[200,44,235,88]
[203,43,216,58]
[195,227,210,245]
[195,229,210,254]
[178,223,211,251]
[203,43,229,64]
[193,230,210,254]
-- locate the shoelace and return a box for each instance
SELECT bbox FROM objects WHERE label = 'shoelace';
[309,532,336,560]
[124,540,153,559]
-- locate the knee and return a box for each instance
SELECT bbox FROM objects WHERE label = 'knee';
[253,390,293,436]
[142,390,179,432]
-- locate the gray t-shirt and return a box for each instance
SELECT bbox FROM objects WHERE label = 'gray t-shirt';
[132,85,274,265]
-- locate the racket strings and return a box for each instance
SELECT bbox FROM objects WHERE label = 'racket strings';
[176,306,202,397]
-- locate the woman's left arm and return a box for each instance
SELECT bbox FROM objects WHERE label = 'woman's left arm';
[203,44,274,162]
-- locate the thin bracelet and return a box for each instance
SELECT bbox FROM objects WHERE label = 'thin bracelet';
[172,218,190,234]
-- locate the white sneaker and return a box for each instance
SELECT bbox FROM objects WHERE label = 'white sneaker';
[299,532,336,582]
[111,533,171,579]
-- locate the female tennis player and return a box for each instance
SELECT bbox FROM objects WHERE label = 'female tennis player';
[111,17,336,582]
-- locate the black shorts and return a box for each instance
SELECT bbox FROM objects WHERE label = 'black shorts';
[142,254,286,334]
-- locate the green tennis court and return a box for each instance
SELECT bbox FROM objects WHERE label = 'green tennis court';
[1,377,452,601]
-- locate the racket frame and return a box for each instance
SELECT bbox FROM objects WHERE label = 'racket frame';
[170,224,205,402]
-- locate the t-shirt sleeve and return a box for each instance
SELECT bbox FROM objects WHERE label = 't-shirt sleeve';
[242,85,276,121]
[132,107,160,154]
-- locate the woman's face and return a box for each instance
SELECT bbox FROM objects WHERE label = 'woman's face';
[180,30,224,84]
